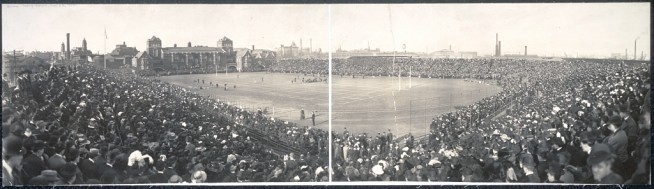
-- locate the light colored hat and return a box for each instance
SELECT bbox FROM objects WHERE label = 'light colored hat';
[372,165,384,176]
[191,171,207,183]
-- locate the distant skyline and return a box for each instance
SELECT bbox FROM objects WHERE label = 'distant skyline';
[2,4,329,53]
[3,3,651,58]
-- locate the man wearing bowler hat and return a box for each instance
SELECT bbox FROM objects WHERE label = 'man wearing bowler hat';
[587,143,623,184]
[3,134,26,185]
[20,140,48,184]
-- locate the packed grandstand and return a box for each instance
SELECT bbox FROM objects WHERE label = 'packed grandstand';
[2,56,650,184]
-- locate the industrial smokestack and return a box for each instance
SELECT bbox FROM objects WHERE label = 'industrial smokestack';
[300,38,303,55]
[66,33,70,60]
[449,45,452,51]
[495,33,500,56]
[625,48,628,60]
[188,42,192,47]
[310,38,312,55]
[252,45,255,51]
[525,46,528,56]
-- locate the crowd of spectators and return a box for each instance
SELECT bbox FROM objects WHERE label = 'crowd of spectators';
[331,58,650,184]
[2,64,329,185]
[271,59,329,76]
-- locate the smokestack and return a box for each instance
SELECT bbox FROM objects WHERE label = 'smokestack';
[300,38,303,55]
[66,33,70,60]
[525,46,527,56]
[252,45,255,51]
[188,42,192,47]
[498,41,502,57]
[174,44,177,48]
[495,33,498,57]
[310,38,312,55]
[625,48,628,60]
[449,45,451,51]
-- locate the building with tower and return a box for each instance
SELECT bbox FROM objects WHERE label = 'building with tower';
[144,36,240,71]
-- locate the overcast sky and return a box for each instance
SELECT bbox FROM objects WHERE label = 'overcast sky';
[3,3,650,58]
[3,4,329,53]
[333,3,650,57]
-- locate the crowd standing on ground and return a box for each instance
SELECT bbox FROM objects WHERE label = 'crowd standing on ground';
[3,57,650,184]
[3,65,329,185]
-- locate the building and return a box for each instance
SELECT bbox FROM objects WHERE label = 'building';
[278,42,299,58]
[251,49,277,70]
[144,36,238,71]
[234,48,252,72]
[132,51,151,70]
[70,38,94,64]
[102,42,139,69]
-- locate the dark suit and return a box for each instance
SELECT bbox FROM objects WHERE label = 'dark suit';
[148,172,168,183]
[20,153,48,184]
[79,158,97,180]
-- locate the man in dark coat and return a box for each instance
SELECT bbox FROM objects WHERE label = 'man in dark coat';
[148,161,168,183]
[46,145,66,171]
[518,153,540,183]
[79,148,99,181]
[3,134,26,186]
[20,140,48,184]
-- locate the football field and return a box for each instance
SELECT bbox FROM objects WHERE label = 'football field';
[159,73,502,136]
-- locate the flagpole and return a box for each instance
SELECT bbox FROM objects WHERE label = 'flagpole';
[104,27,107,69]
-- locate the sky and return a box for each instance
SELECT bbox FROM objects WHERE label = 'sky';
[332,3,650,57]
[3,3,650,58]
[2,4,329,53]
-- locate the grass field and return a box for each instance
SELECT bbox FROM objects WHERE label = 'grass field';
[332,76,502,137]
[158,73,502,136]
[159,72,330,131]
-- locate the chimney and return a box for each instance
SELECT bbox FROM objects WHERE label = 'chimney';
[625,48,628,59]
[188,42,192,47]
[252,45,255,51]
[495,33,498,57]
[300,38,303,55]
[310,38,313,55]
[66,33,70,60]
[449,45,451,51]
[174,44,177,48]
[123,41,126,46]
[525,46,527,56]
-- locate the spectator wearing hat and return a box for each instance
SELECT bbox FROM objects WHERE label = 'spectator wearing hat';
[46,144,67,171]
[148,161,168,183]
[168,175,183,183]
[602,115,628,175]
[55,163,81,185]
[3,134,25,185]
[64,149,85,183]
[27,170,61,185]
[518,154,540,183]
[587,143,623,184]
[79,148,99,181]
[191,170,207,183]
[20,140,48,184]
